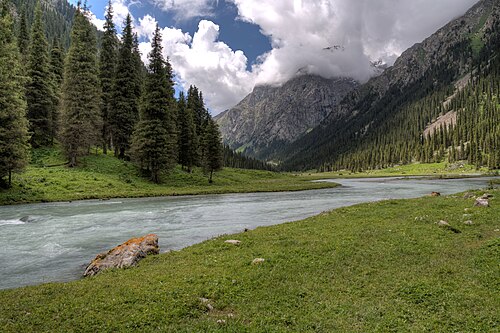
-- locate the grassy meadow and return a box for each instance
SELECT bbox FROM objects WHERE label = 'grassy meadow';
[0,148,338,205]
[0,187,498,332]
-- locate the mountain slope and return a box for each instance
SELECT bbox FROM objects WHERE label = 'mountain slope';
[12,0,76,47]
[281,0,500,171]
[215,75,357,160]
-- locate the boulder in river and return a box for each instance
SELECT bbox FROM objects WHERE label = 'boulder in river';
[84,234,159,277]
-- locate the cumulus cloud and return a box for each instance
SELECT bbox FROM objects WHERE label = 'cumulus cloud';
[92,0,480,113]
[231,0,480,85]
[151,0,218,21]
[139,19,254,112]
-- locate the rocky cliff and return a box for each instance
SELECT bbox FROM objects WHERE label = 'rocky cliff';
[215,75,358,160]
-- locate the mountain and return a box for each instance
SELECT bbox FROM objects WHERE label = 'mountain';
[12,0,76,47]
[215,75,358,160]
[280,0,500,171]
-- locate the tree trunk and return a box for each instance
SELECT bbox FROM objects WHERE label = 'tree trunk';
[8,169,12,188]
[209,169,213,183]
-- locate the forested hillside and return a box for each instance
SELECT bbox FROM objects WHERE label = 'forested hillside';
[281,0,500,172]
[12,0,75,47]
[0,0,236,188]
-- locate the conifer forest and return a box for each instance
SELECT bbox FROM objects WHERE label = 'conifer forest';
[0,0,230,187]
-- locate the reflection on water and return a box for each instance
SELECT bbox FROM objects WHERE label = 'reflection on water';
[0,177,495,290]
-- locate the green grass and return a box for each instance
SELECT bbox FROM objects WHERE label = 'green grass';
[0,188,498,332]
[299,162,493,180]
[0,148,338,205]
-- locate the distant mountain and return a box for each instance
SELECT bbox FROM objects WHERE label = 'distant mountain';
[12,0,77,47]
[280,0,500,171]
[215,75,358,160]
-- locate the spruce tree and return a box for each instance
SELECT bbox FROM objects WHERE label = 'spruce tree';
[17,4,29,63]
[99,0,117,155]
[0,0,30,187]
[110,14,139,159]
[202,118,223,183]
[60,5,101,166]
[49,37,64,143]
[177,92,198,172]
[26,2,54,147]
[131,25,176,183]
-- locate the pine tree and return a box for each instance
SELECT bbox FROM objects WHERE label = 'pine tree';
[49,37,64,143]
[0,0,30,187]
[60,5,101,167]
[26,2,54,147]
[99,0,117,155]
[202,118,223,183]
[131,25,176,183]
[17,4,29,63]
[110,14,139,159]
[177,92,198,172]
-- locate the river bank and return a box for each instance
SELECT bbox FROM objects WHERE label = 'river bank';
[0,149,339,206]
[0,184,498,332]
[1,149,494,206]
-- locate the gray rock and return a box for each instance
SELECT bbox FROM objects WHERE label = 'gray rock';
[252,258,266,265]
[474,198,489,207]
[84,234,159,277]
[225,240,241,245]
[215,75,358,160]
[437,220,450,226]
[464,220,474,225]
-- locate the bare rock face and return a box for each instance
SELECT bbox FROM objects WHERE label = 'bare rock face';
[84,234,159,277]
[215,75,358,160]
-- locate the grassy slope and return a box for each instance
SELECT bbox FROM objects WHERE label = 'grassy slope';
[300,162,496,180]
[0,148,337,205]
[0,188,498,332]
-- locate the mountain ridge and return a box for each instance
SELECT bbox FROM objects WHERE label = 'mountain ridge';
[215,74,358,160]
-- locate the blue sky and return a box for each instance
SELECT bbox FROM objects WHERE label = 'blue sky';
[79,0,480,114]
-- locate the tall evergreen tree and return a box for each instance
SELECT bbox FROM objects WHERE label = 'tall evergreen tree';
[98,0,117,155]
[131,25,176,183]
[202,118,223,183]
[49,37,64,143]
[110,14,139,159]
[17,4,28,62]
[25,2,54,147]
[0,0,30,187]
[60,5,101,167]
[177,92,198,172]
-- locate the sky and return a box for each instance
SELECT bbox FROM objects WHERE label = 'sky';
[80,0,480,114]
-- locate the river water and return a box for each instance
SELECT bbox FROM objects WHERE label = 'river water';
[0,177,495,290]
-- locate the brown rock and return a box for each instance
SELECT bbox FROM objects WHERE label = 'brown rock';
[84,234,159,277]
[430,192,441,197]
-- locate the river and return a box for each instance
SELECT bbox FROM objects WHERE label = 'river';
[0,176,495,290]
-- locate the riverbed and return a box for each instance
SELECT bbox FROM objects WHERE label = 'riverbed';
[0,176,495,290]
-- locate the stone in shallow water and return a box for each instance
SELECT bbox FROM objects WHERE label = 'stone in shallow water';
[84,234,159,277]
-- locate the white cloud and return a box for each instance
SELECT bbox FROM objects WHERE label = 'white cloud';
[140,20,253,112]
[231,0,480,85]
[151,0,217,21]
[94,0,481,114]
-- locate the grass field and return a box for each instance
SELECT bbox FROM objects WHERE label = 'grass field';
[0,148,338,205]
[0,187,498,332]
[299,162,496,180]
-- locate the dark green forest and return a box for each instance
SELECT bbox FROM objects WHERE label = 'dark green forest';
[281,5,500,172]
[0,0,270,188]
[0,0,223,186]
